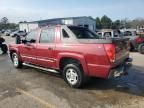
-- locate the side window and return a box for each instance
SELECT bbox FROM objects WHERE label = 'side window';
[62,29,69,38]
[26,30,38,41]
[40,28,55,43]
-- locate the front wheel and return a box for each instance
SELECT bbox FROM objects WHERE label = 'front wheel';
[12,53,23,68]
[63,64,85,88]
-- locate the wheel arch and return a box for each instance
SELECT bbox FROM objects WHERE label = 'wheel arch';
[57,53,89,75]
[9,48,21,61]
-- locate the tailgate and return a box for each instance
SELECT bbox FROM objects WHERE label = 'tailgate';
[112,38,130,64]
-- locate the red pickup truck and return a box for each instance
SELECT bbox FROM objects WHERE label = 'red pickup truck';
[8,25,132,88]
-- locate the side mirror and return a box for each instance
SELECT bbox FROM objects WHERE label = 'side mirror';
[16,35,21,44]
[30,39,36,43]
[22,39,27,44]
[22,39,36,44]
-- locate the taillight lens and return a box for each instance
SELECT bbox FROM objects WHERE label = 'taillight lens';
[135,36,143,44]
[104,44,116,63]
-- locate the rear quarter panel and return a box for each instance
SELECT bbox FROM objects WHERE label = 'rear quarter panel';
[55,43,111,78]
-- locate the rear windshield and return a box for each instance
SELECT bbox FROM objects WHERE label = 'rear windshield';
[68,26,99,39]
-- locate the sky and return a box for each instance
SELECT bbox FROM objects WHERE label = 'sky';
[0,0,144,23]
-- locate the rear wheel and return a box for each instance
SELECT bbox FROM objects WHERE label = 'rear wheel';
[63,64,85,88]
[12,53,23,68]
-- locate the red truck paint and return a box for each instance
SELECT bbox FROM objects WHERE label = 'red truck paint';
[9,25,131,85]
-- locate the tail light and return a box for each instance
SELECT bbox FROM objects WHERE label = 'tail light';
[135,36,143,44]
[104,44,116,63]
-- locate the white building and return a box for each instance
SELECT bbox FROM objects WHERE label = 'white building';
[19,16,96,32]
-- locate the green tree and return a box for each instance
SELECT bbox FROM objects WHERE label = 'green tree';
[1,17,8,24]
[101,15,112,29]
[112,20,121,29]
[96,17,102,29]
[0,17,18,30]
[120,19,131,29]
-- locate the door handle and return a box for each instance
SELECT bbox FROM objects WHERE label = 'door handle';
[48,47,53,50]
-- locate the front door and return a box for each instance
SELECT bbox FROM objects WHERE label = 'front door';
[20,30,39,64]
[36,28,56,68]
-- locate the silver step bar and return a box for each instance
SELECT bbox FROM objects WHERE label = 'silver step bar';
[23,63,59,74]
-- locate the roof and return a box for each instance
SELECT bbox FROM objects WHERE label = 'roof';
[20,16,95,24]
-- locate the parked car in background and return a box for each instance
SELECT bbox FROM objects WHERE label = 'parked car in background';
[4,30,11,36]
[121,29,138,51]
[136,32,144,54]
[10,31,27,37]
[97,29,122,38]
[1,30,6,34]
[9,25,132,88]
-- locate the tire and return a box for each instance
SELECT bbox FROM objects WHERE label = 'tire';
[138,44,144,54]
[63,64,85,88]
[12,53,23,68]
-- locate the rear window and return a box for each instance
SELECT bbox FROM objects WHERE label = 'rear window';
[62,29,69,38]
[68,26,99,39]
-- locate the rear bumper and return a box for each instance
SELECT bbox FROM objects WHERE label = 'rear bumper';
[108,58,132,78]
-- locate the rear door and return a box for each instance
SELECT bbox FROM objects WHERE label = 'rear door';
[36,27,56,68]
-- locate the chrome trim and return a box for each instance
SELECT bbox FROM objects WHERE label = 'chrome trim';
[21,55,36,60]
[88,63,109,67]
[23,63,59,73]
[37,58,54,62]
[21,55,56,62]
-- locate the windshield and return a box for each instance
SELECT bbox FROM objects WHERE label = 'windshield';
[68,26,99,39]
